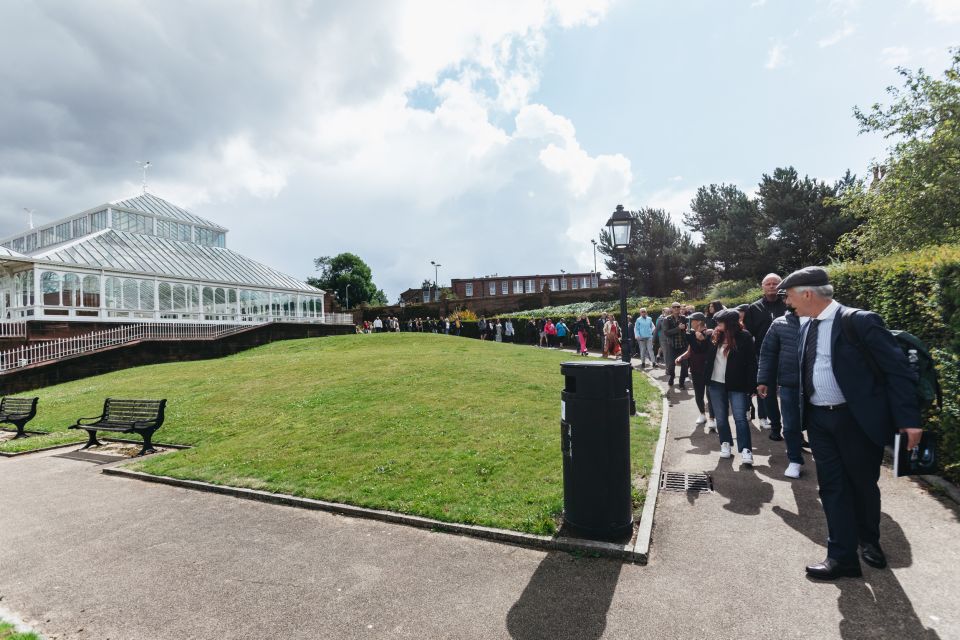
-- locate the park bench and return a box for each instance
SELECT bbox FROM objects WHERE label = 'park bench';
[69,398,167,456]
[0,396,39,439]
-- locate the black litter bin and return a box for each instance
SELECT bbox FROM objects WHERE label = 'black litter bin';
[560,360,633,540]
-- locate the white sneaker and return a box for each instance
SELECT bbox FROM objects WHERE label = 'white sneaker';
[740,448,754,465]
[720,442,732,458]
[784,462,802,479]
[696,414,707,425]
[706,418,717,433]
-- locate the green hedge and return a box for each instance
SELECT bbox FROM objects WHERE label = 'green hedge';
[826,244,960,483]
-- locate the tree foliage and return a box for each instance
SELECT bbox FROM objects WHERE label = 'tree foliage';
[836,48,960,260]
[684,184,767,281]
[598,207,697,297]
[757,167,860,274]
[307,252,387,308]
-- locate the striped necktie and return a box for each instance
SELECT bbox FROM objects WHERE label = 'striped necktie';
[803,319,820,399]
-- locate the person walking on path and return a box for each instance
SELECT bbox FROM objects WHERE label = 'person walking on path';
[745,273,789,433]
[633,309,655,368]
[757,309,804,478]
[675,311,714,428]
[662,302,688,389]
[555,319,568,348]
[703,309,757,465]
[782,266,921,580]
[575,315,590,356]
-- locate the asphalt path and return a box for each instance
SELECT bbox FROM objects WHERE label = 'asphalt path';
[0,363,957,639]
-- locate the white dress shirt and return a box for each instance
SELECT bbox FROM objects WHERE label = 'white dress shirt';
[808,299,847,406]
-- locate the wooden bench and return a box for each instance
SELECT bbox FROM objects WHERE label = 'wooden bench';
[69,398,167,456]
[0,396,39,439]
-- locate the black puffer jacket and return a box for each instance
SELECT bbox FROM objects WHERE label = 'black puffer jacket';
[702,330,757,393]
[757,311,801,388]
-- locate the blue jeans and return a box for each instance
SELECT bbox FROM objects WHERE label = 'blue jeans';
[778,386,804,464]
[708,382,752,452]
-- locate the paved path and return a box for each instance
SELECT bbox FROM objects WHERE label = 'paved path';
[1,364,958,639]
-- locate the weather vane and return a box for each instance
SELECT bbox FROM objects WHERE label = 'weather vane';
[135,160,152,194]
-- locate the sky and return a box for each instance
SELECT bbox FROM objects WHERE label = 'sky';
[0,0,957,301]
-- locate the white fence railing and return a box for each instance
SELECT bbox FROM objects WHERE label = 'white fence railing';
[0,322,255,373]
[323,312,355,325]
[0,322,27,338]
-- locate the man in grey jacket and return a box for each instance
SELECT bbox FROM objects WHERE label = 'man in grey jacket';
[756,310,804,478]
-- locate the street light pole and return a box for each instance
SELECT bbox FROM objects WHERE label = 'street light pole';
[430,260,442,302]
[605,205,636,416]
[590,239,598,284]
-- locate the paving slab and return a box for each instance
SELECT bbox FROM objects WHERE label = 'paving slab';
[0,368,958,639]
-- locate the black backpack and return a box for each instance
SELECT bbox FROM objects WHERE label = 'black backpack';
[840,309,943,415]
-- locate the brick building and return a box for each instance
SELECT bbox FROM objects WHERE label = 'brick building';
[451,272,608,301]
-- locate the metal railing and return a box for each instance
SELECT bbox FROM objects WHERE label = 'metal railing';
[0,322,256,373]
[323,312,355,325]
[0,322,27,338]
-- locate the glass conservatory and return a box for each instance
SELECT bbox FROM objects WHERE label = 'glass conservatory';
[0,193,325,323]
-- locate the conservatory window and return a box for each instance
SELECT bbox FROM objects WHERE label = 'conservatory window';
[82,275,100,308]
[41,271,60,306]
[62,273,80,307]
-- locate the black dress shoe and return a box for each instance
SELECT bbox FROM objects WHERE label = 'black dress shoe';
[805,558,862,580]
[769,432,784,441]
[861,543,887,569]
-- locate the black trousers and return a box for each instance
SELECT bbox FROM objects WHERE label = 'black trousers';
[806,404,884,566]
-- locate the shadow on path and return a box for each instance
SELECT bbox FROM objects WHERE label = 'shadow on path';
[506,552,622,640]
[772,471,940,639]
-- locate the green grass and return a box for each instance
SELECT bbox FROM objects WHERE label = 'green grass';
[0,334,661,535]
[0,621,41,640]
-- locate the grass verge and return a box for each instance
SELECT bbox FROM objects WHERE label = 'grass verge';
[0,334,660,535]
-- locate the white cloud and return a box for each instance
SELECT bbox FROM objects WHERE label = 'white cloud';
[881,46,911,66]
[765,42,787,69]
[914,0,960,22]
[0,1,623,299]
[818,24,856,47]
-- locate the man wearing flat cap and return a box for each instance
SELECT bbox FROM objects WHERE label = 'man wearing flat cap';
[782,266,921,580]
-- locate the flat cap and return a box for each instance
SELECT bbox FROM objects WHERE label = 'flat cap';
[779,266,829,291]
[713,309,740,324]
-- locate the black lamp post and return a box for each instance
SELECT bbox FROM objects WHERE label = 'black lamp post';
[605,204,636,415]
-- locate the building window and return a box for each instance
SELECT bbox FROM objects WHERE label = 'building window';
[489,281,496,296]
[501,281,508,295]
[41,271,60,306]
[73,217,89,238]
[114,211,152,235]
[465,283,473,297]
[513,280,523,294]
[82,275,100,307]
[39,228,55,247]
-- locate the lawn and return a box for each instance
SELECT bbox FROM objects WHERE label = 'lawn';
[0,333,661,534]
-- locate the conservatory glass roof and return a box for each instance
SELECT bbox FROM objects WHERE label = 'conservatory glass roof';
[112,193,227,231]
[32,229,319,293]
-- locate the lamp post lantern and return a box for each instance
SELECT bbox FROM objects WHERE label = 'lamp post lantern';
[605,204,636,415]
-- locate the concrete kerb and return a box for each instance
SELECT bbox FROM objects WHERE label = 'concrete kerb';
[0,438,189,458]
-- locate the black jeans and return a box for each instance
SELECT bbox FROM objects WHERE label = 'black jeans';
[691,370,712,417]
[806,404,883,566]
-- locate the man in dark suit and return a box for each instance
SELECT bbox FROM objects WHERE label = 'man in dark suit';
[782,266,921,580]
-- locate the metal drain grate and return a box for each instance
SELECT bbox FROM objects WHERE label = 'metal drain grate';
[659,471,713,493]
